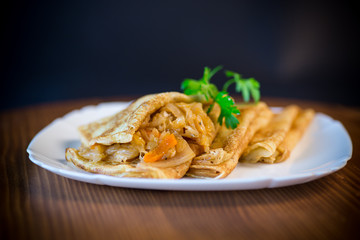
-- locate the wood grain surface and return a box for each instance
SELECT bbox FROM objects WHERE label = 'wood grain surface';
[1,97,359,240]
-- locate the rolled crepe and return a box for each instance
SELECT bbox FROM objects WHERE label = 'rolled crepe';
[65,92,218,179]
[262,108,315,163]
[240,105,307,163]
[186,102,273,179]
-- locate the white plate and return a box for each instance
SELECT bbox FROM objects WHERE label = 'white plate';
[27,102,353,191]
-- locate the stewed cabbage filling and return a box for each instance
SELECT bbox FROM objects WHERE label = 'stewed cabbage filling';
[77,102,216,167]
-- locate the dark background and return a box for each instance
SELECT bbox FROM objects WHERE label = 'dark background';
[1,0,359,110]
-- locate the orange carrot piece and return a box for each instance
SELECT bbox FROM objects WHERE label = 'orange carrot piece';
[143,134,177,163]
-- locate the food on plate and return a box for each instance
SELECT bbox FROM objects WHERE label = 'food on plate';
[65,66,315,179]
[187,102,273,178]
[66,92,219,178]
[262,108,315,163]
[240,105,299,163]
[241,106,315,164]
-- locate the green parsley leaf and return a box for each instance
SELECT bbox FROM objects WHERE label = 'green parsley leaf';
[181,66,261,129]
[223,71,260,103]
[214,91,240,129]
[181,66,222,101]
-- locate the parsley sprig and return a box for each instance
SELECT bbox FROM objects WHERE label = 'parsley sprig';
[214,91,240,129]
[181,66,221,101]
[181,66,261,129]
[223,70,260,103]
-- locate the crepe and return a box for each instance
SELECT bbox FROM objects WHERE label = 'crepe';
[186,102,273,179]
[240,105,314,163]
[262,108,315,163]
[78,92,194,147]
[65,92,219,179]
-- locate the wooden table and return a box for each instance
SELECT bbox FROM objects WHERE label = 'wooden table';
[1,97,359,240]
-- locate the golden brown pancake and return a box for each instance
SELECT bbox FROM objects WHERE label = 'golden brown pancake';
[240,105,314,164]
[79,92,194,147]
[186,102,273,178]
[66,92,218,179]
[262,108,315,163]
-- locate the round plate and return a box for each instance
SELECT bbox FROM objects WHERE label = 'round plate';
[27,102,353,191]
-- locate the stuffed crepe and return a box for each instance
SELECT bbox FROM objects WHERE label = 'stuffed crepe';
[186,102,273,178]
[65,92,219,179]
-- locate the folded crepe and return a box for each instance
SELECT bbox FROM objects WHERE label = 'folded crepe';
[240,105,314,163]
[262,108,315,163]
[186,102,273,179]
[65,92,219,179]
